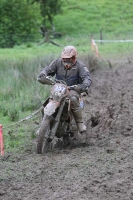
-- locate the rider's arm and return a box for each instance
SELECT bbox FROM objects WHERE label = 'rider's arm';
[38,59,59,78]
[77,61,92,92]
[80,67,91,87]
[43,59,58,76]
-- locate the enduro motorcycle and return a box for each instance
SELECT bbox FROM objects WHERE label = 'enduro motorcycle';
[36,76,84,154]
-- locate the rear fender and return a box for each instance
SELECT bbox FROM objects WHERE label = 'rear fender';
[44,100,60,116]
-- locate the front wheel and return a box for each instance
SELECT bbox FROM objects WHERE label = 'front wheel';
[36,115,52,154]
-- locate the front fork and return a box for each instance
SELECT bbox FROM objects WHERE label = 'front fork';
[48,99,66,141]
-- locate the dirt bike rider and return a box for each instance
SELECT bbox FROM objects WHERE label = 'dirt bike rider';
[38,46,92,133]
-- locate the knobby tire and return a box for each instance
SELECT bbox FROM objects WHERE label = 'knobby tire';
[37,115,52,154]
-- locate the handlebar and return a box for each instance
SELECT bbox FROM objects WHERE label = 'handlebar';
[68,85,77,90]
[55,79,67,85]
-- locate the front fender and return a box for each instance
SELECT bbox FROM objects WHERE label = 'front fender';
[44,100,60,116]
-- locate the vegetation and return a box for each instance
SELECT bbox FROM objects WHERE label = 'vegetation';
[0,0,64,47]
[0,0,42,47]
[54,0,133,35]
[1,0,133,47]
[1,0,133,153]
[33,0,63,30]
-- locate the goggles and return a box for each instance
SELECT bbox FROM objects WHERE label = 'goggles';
[62,58,73,69]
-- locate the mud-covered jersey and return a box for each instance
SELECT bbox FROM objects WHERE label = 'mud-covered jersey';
[40,58,92,89]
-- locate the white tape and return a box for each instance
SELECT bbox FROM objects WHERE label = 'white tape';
[4,107,42,129]
[93,40,133,43]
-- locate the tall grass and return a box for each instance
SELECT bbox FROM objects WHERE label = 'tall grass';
[0,55,59,122]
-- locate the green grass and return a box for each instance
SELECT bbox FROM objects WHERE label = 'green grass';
[53,0,133,35]
[0,43,61,60]
[1,34,133,61]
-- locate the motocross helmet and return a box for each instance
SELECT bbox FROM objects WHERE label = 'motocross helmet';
[61,46,78,59]
[61,46,78,69]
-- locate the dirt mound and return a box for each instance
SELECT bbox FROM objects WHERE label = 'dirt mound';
[85,63,133,139]
[1,63,133,200]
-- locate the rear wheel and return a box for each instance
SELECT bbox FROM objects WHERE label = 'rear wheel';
[36,115,52,154]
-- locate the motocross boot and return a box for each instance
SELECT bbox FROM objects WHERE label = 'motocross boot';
[70,93,86,133]
[72,108,86,133]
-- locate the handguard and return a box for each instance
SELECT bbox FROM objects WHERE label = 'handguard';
[37,75,54,85]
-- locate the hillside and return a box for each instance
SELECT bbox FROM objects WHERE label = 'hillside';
[53,0,133,36]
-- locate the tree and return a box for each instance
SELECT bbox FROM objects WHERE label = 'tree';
[0,0,42,47]
[33,0,63,32]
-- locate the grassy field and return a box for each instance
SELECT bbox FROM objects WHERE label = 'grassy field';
[53,0,133,35]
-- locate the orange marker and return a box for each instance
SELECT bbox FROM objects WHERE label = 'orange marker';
[0,124,4,155]
[91,39,98,57]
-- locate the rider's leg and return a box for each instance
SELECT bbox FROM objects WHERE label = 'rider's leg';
[69,90,86,133]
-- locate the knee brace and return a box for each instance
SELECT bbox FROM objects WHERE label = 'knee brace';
[70,95,79,108]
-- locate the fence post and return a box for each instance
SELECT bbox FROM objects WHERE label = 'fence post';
[100,29,103,45]
[0,124,4,155]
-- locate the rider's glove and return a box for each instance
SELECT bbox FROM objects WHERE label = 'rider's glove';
[37,70,47,82]
[73,85,83,94]
[68,84,86,94]
[37,72,47,83]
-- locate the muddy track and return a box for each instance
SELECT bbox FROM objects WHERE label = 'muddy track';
[1,63,133,200]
